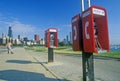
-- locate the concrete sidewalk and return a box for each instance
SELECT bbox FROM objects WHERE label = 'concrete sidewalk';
[0,47,64,81]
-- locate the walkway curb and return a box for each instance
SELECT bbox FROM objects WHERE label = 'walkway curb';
[32,56,64,81]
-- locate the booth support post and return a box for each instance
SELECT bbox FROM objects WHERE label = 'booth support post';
[48,48,54,62]
[82,52,94,81]
[81,0,94,81]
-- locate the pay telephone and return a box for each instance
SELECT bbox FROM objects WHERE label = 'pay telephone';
[82,6,110,53]
[50,33,55,47]
[45,28,58,48]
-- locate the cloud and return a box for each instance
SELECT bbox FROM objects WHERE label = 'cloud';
[0,19,43,39]
[0,13,44,39]
[55,24,72,41]
[10,21,43,39]
[62,24,71,27]
[57,24,71,31]
[11,21,36,33]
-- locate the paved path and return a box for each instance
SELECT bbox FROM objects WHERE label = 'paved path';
[1,47,120,81]
[29,49,120,81]
[0,47,64,81]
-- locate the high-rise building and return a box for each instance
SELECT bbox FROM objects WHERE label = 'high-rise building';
[23,37,28,42]
[70,32,72,44]
[0,38,2,44]
[34,34,40,43]
[2,32,5,38]
[23,37,28,45]
[18,35,23,42]
[18,35,20,40]
[18,35,23,40]
[40,38,45,45]
[66,35,68,44]
[8,26,13,38]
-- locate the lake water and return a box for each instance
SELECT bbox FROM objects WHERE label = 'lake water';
[110,45,120,51]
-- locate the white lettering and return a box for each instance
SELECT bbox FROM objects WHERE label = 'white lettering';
[49,29,57,32]
[93,8,105,16]
[82,11,91,18]
[72,18,77,23]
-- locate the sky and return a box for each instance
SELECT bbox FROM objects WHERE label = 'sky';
[0,0,120,44]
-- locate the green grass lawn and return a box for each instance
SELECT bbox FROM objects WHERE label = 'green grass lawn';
[95,51,120,59]
[26,46,120,59]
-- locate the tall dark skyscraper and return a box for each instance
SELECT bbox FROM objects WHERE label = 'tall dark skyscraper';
[8,26,13,38]
[66,35,68,44]
[70,32,72,44]
[18,35,21,40]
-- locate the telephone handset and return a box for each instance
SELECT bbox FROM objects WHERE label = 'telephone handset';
[73,26,77,40]
[50,33,54,47]
[85,21,90,39]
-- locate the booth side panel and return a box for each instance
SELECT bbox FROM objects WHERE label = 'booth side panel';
[55,32,58,47]
[72,14,82,51]
[96,14,110,51]
[82,12,95,53]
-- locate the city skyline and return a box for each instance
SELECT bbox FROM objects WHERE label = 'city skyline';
[0,0,120,44]
[0,26,45,45]
[0,26,72,43]
[0,26,42,41]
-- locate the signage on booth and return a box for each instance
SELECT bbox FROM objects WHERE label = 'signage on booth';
[82,10,91,18]
[72,18,77,23]
[49,29,57,32]
[93,8,105,16]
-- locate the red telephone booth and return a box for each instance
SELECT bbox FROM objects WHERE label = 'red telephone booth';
[72,14,82,51]
[82,6,110,53]
[45,28,58,48]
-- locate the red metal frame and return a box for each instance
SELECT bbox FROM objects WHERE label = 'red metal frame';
[72,14,82,51]
[45,28,58,48]
[82,6,110,53]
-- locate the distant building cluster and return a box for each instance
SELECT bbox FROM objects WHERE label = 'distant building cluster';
[63,32,72,45]
[0,26,45,46]
[0,26,73,46]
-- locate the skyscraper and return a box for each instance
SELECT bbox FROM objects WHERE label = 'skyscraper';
[2,32,5,38]
[70,32,72,44]
[34,34,40,43]
[8,26,13,38]
[18,35,21,40]
[66,35,68,44]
